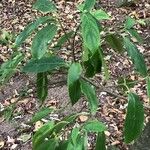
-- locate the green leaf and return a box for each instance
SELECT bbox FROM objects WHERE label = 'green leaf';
[15,16,52,47]
[67,63,82,105]
[83,0,96,11]
[91,10,110,20]
[0,52,24,84]
[32,24,57,59]
[33,0,57,13]
[125,17,136,29]
[105,34,124,52]
[80,80,98,114]
[95,132,106,150]
[23,56,65,73]
[36,139,58,150]
[54,31,74,50]
[127,28,143,43]
[33,121,55,149]
[124,92,144,143]
[83,120,107,132]
[37,73,48,103]
[146,77,150,102]
[123,37,147,76]
[56,140,69,150]
[30,107,53,124]
[81,13,100,54]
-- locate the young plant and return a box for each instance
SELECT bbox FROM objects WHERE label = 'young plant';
[1,0,149,149]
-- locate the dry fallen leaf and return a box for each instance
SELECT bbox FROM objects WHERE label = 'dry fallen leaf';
[79,115,88,122]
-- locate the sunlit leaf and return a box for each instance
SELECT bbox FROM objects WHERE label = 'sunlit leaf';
[30,107,53,124]
[81,13,100,54]
[33,0,57,13]
[0,52,24,84]
[83,120,107,132]
[125,17,136,29]
[23,56,65,73]
[15,16,53,47]
[91,10,110,20]
[32,24,57,59]
[83,0,96,11]
[124,92,144,143]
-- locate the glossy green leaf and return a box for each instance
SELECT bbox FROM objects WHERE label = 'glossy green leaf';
[91,9,110,20]
[125,17,136,29]
[0,52,24,84]
[33,121,54,149]
[37,73,48,103]
[32,24,57,59]
[80,80,98,114]
[124,37,147,76]
[146,77,150,102]
[54,31,74,50]
[23,56,65,73]
[83,0,96,11]
[36,139,58,150]
[105,34,124,52]
[127,28,143,43]
[124,92,144,143]
[81,13,100,54]
[33,0,57,13]
[95,132,106,150]
[30,107,53,124]
[67,63,82,105]
[83,120,107,132]
[15,16,52,47]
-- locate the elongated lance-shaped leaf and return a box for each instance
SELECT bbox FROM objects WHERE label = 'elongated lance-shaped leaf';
[67,63,82,105]
[37,72,48,103]
[124,37,147,76]
[124,92,144,143]
[33,0,57,13]
[32,24,58,59]
[83,120,107,132]
[30,107,53,124]
[23,56,65,73]
[83,0,96,11]
[127,28,143,43]
[91,9,110,20]
[80,80,98,114]
[0,52,24,84]
[15,16,53,47]
[81,12,100,54]
[146,77,150,102]
[125,17,136,29]
[95,132,106,150]
[32,121,54,149]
